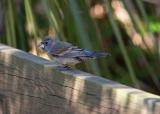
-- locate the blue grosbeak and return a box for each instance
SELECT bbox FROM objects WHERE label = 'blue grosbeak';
[38,36,110,67]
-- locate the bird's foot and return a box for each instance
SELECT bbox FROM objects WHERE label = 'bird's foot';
[56,65,72,71]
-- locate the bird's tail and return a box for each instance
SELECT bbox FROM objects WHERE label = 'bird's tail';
[92,52,110,58]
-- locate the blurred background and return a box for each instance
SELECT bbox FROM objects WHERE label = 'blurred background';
[0,0,160,95]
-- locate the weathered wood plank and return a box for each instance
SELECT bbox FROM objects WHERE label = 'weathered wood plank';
[0,43,160,114]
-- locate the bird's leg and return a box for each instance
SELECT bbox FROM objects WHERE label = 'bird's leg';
[49,59,71,71]
[56,64,72,71]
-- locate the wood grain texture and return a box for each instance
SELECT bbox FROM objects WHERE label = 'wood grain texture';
[0,43,160,114]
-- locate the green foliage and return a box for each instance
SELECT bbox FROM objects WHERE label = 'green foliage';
[148,17,160,33]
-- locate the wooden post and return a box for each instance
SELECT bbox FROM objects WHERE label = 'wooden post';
[0,43,160,114]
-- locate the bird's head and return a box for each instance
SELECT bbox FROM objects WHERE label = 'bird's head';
[38,36,55,52]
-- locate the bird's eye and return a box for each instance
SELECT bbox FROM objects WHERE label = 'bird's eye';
[45,42,48,45]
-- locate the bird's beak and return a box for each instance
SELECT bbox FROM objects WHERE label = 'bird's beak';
[38,43,45,49]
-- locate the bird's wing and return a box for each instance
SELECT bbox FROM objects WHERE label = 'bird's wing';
[49,40,74,56]
[61,48,92,58]
[61,48,108,59]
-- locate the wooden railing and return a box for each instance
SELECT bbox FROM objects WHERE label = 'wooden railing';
[0,43,160,114]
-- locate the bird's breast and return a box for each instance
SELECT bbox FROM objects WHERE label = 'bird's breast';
[54,57,80,66]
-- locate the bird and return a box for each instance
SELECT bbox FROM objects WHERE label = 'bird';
[38,36,110,68]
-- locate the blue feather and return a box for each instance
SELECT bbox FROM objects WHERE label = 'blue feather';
[39,37,110,65]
